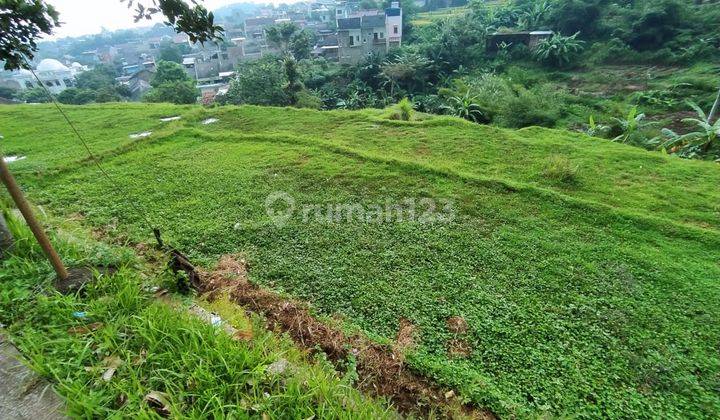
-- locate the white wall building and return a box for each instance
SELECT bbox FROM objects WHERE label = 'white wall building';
[0,59,85,94]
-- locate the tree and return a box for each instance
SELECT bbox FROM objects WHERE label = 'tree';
[20,87,50,103]
[143,80,197,104]
[158,41,183,63]
[548,0,602,38]
[265,22,299,52]
[57,88,96,104]
[222,56,288,106]
[151,60,191,87]
[359,0,379,10]
[144,60,195,104]
[283,56,303,105]
[289,30,313,60]
[1,0,223,71]
[0,86,19,100]
[75,64,118,90]
[0,0,59,70]
[265,22,312,59]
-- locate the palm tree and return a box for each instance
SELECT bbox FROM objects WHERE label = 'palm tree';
[441,91,485,123]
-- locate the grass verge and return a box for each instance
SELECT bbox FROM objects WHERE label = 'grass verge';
[0,208,396,418]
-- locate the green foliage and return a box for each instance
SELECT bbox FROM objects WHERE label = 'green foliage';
[265,22,313,60]
[0,86,19,100]
[383,97,415,120]
[121,0,224,44]
[611,107,656,145]
[143,81,197,104]
[283,56,303,106]
[0,0,59,70]
[547,0,602,38]
[222,56,288,106]
[534,32,584,67]
[660,102,720,158]
[151,60,191,87]
[57,88,97,105]
[75,64,119,90]
[158,41,183,63]
[2,0,222,71]
[441,91,486,123]
[19,86,49,103]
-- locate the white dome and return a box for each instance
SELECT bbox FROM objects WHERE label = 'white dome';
[36,59,69,72]
[71,62,83,68]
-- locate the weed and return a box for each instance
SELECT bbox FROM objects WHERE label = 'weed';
[542,155,579,184]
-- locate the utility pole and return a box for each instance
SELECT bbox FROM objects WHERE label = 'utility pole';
[0,154,68,280]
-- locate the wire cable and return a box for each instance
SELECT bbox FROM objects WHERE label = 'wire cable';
[23,58,160,242]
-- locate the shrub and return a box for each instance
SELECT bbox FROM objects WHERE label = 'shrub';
[295,90,323,109]
[499,86,562,128]
[143,81,198,104]
[534,32,585,68]
[398,98,414,121]
[542,155,579,184]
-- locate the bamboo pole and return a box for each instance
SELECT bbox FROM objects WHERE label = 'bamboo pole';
[0,154,68,280]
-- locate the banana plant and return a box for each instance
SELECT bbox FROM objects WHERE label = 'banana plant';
[612,107,655,144]
[660,102,720,157]
[441,91,485,123]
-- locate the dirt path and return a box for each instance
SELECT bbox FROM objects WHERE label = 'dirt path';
[199,255,494,419]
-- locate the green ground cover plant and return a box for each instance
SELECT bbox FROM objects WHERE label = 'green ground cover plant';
[0,207,395,418]
[1,104,719,417]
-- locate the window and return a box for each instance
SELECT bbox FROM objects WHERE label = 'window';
[393,25,398,34]
[45,81,54,87]
[374,33,379,41]
[63,79,73,86]
[55,80,61,86]
[222,54,229,60]
[349,35,355,46]
[25,81,34,89]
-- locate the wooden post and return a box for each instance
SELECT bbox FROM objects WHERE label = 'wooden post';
[0,212,13,260]
[0,155,68,280]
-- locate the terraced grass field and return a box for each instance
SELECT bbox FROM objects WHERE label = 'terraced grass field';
[1,104,719,417]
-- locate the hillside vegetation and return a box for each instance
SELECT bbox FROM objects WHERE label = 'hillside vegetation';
[1,103,719,417]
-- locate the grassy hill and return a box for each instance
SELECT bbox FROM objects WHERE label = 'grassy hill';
[1,103,719,417]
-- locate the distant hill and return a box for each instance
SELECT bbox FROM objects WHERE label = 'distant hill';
[212,2,264,21]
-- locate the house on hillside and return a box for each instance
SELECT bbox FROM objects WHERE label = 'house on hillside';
[336,2,403,64]
[486,31,553,52]
[116,68,155,100]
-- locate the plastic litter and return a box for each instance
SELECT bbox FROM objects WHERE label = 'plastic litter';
[129,131,152,139]
[4,155,26,163]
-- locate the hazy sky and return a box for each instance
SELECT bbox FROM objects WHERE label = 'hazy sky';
[46,0,278,39]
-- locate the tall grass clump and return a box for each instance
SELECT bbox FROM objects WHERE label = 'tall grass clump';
[542,155,579,184]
